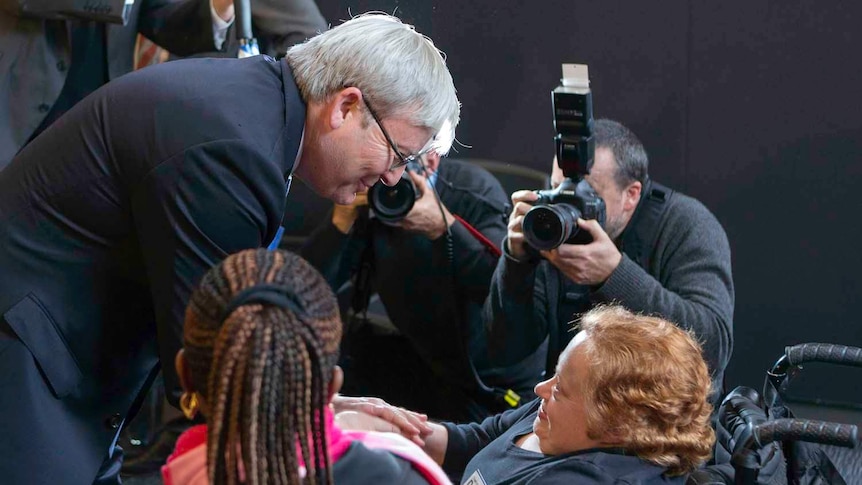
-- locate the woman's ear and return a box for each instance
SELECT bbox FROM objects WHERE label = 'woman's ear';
[175,348,194,394]
[327,365,344,403]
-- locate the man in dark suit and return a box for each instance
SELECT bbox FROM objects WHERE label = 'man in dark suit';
[0,13,460,484]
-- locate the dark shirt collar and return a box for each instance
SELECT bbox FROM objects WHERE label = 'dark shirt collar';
[280,60,307,178]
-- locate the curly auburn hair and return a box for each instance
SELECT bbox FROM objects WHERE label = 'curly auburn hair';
[183,249,342,485]
[576,306,715,476]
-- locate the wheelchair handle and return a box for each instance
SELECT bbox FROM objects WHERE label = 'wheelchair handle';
[751,419,858,450]
[768,343,862,391]
[786,343,862,368]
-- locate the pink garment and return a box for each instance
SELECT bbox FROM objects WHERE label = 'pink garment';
[162,424,208,485]
[161,409,451,485]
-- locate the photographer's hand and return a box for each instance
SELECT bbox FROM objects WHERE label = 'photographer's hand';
[506,190,540,260]
[331,191,368,234]
[396,170,454,240]
[541,218,621,286]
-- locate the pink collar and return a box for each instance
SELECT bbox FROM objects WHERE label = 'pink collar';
[166,408,450,485]
[166,424,208,464]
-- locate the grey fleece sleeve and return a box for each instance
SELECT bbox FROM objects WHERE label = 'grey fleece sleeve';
[483,245,550,368]
[592,195,734,381]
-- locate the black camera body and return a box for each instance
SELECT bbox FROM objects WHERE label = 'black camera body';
[368,159,425,224]
[523,178,605,249]
[522,64,607,251]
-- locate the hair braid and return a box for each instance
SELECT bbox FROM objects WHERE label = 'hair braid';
[182,249,342,485]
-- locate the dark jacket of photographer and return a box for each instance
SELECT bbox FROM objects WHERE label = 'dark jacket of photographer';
[484,181,734,400]
[302,160,539,419]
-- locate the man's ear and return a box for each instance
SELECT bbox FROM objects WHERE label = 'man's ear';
[423,151,441,173]
[175,349,194,394]
[327,87,363,130]
[623,181,642,212]
[327,365,344,404]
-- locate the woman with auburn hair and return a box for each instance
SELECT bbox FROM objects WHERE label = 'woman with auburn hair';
[161,248,450,485]
[342,304,714,483]
[573,306,716,476]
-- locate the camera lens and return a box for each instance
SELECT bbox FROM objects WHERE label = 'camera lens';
[522,204,582,250]
[368,176,418,224]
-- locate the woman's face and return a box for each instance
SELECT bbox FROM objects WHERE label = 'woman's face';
[532,332,602,455]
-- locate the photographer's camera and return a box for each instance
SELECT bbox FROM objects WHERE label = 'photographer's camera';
[522,178,605,250]
[523,64,607,251]
[368,159,425,224]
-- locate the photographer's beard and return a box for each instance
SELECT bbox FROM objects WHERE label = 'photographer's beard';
[603,212,628,242]
[598,187,634,241]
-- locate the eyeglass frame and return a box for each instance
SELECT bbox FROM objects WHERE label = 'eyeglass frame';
[362,96,434,172]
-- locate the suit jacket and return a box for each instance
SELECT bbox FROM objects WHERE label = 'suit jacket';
[0,55,304,484]
[0,0,219,168]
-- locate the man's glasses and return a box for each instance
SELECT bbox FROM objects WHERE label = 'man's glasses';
[363,97,432,172]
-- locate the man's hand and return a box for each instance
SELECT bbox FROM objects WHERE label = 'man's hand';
[541,218,622,286]
[332,191,368,234]
[506,190,539,260]
[396,170,454,240]
[211,0,235,22]
[331,395,432,445]
[335,410,408,434]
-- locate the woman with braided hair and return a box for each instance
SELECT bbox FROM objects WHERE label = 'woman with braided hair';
[160,248,450,485]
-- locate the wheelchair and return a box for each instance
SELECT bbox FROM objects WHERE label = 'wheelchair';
[688,343,861,485]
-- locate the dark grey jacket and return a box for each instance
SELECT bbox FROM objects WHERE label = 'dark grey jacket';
[484,182,734,397]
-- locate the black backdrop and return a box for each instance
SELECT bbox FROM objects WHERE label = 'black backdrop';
[313,0,862,406]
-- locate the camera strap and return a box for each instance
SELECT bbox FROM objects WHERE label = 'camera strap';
[451,214,502,258]
[620,179,675,270]
[348,208,375,325]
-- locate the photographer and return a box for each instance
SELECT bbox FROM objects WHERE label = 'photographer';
[485,119,734,402]
[0,0,243,169]
[301,154,531,422]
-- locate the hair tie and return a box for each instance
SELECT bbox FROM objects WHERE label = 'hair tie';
[221,283,306,322]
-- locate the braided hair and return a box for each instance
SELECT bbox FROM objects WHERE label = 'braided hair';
[183,249,342,485]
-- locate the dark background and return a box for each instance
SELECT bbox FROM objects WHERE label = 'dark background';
[313,0,862,407]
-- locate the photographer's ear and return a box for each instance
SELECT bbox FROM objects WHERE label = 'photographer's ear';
[423,151,441,173]
[622,181,642,212]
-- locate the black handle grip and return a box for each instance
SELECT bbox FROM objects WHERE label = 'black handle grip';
[234,0,253,41]
[785,343,862,368]
[753,419,858,449]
